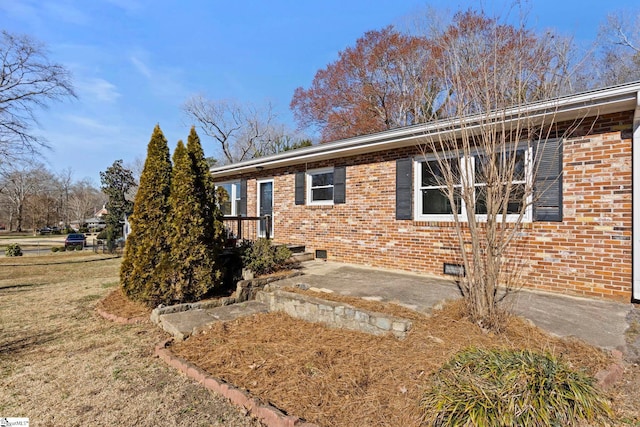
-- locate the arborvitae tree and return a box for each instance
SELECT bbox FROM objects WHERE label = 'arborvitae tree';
[166,129,224,302]
[120,125,172,305]
[186,126,225,253]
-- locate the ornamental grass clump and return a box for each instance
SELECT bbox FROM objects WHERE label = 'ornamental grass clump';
[421,347,612,426]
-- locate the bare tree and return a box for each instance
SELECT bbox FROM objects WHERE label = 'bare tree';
[0,161,44,231]
[68,178,105,226]
[56,167,73,226]
[0,31,76,160]
[183,96,288,164]
[418,10,579,329]
[596,11,640,85]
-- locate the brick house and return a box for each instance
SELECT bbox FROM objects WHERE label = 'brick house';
[210,82,640,303]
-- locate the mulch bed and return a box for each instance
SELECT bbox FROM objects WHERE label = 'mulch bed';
[97,287,151,321]
[169,291,612,426]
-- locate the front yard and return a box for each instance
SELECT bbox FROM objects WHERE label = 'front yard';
[1,253,638,425]
[0,253,262,426]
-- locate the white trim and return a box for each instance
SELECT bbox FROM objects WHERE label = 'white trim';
[633,91,640,302]
[306,167,335,206]
[256,178,274,238]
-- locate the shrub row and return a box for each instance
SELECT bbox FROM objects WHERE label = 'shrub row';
[51,245,83,252]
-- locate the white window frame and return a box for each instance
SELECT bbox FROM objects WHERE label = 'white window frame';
[306,167,334,206]
[414,146,532,222]
[215,180,241,217]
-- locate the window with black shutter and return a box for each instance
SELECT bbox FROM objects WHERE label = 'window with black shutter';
[333,166,346,204]
[303,167,346,205]
[396,158,413,220]
[295,172,305,205]
[239,179,247,216]
[533,138,563,222]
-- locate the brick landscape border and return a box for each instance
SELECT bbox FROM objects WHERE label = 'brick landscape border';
[155,339,318,427]
[95,305,148,324]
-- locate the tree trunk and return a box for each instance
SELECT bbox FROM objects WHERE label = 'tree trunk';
[16,202,23,232]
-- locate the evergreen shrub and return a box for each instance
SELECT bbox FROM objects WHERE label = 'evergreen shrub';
[241,238,291,276]
[5,243,22,257]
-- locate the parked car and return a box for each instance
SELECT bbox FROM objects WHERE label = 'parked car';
[64,233,86,249]
[39,226,61,235]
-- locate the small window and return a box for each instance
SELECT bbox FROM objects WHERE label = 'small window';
[307,168,334,205]
[215,181,241,216]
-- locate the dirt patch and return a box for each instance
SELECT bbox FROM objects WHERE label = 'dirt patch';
[170,291,615,426]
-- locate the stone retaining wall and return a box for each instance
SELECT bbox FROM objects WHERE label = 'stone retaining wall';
[256,289,412,339]
[150,271,303,324]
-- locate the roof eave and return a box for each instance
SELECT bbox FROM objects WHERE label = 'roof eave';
[209,82,640,179]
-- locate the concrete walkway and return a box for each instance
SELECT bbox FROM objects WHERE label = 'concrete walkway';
[273,261,634,351]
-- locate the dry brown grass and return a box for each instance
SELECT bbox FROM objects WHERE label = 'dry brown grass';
[171,290,615,427]
[0,253,262,426]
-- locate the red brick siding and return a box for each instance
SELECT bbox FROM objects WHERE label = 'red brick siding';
[218,112,633,301]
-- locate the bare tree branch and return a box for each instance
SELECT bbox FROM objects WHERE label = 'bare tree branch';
[183,96,301,164]
[0,30,76,161]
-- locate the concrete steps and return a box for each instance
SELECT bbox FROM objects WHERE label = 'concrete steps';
[158,300,269,341]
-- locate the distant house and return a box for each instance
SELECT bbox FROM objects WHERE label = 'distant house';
[210,82,640,304]
[85,217,107,231]
[94,205,108,218]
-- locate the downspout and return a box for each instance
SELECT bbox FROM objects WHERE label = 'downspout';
[633,91,640,303]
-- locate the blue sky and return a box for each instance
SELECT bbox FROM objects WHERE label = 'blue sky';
[0,0,638,183]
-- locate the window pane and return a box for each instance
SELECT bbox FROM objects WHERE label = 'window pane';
[475,150,526,183]
[474,155,487,184]
[220,201,232,216]
[312,187,333,201]
[422,189,460,215]
[512,150,526,181]
[507,184,525,213]
[475,186,487,214]
[311,172,333,187]
[475,184,525,214]
[217,184,232,216]
[421,159,459,187]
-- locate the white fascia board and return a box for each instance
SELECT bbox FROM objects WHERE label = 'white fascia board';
[210,82,640,179]
[633,91,640,303]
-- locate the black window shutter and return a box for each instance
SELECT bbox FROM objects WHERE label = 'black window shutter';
[333,166,346,204]
[239,179,247,216]
[396,158,413,220]
[295,172,305,205]
[533,139,562,222]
